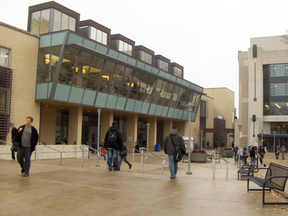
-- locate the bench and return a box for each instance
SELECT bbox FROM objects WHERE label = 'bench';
[237,164,255,180]
[247,162,288,207]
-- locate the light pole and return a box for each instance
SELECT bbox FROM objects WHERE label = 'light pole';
[146,123,150,163]
[95,105,102,167]
[200,130,203,150]
[186,102,194,175]
[238,125,242,168]
[273,131,276,154]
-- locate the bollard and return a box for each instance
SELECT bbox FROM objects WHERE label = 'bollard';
[141,148,144,173]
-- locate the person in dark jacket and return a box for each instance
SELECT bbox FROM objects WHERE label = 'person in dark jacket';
[249,145,256,167]
[16,116,39,177]
[11,127,19,160]
[163,125,185,179]
[118,142,132,170]
[258,146,266,167]
[104,121,123,171]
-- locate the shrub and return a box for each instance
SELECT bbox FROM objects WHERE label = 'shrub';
[192,149,206,153]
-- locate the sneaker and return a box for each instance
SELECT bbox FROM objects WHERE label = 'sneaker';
[129,164,132,169]
[23,173,29,177]
[21,169,24,175]
[170,176,176,179]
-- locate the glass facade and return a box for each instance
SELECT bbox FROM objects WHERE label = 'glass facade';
[31,9,76,35]
[36,31,203,121]
[263,64,288,115]
[90,26,107,45]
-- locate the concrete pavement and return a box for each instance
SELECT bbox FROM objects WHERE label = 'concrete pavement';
[1,149,288,216]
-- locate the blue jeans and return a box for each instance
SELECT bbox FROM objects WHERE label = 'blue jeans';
[107,149,119,171]
[17,147,32,174]
[282,153,285,160]
[168,154,178,178]
[250,157,255,167]
[118,155,132,171]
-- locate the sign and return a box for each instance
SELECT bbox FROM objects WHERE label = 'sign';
[128,137,132,141]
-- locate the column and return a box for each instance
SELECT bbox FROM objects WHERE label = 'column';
[68,107,83,145]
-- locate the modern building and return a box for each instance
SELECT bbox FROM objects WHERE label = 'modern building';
[238,35,288,152]
[0,1,206,151]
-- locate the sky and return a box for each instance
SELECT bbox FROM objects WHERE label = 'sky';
[1,0,288,115]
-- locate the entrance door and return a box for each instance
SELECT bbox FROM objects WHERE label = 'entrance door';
[157,120,164,149]
[89,126,97,148]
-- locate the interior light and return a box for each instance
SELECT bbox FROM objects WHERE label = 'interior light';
[102,75,109,81]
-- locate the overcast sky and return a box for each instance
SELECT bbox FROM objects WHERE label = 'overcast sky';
[2,0,288,115]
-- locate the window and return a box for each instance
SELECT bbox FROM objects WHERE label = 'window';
[157,59,168,72]
[139,51,152,64]
[172,67,183,78]
[89,27,107,45]
[51,9,76,32]
[0,47,10,67]
[118,40,132,56]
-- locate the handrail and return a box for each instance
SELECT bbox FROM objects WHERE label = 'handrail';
[132,148,141,162]
[79,145,107,170]
[139,147,165,175]
[0,140,12,145]
[212,150,230,180]
[37,142,65,165]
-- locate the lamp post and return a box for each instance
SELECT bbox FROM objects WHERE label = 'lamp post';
[273,131,276,154]
[146,123,150,163]
[186,102,194,175]
[95,105,102,167]
[238,125,242,168]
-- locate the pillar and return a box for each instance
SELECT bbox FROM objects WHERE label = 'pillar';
[68,107,82,145]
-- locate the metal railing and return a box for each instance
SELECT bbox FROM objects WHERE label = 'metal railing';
[133,147,165,175]
[36,142,65,165]
[79,145,107,169]
[212,150,230,180]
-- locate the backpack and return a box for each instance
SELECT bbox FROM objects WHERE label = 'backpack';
[107,130,118,148]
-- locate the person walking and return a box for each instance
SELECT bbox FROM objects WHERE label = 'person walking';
[249,145,256,167]
[16,116,39,177]
[258,146,266,167]
[11,127,19,160]
[275,144,280,159]
[234,145,239,162]
[281,145,286,160]
[118,142,132,170]
[104,121,123,171]
[163,125,185,179]
[237,147,243,165]
[206,141,210,149]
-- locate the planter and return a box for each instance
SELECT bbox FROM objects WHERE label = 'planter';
[190,153,207,162]
[220,150,234,157]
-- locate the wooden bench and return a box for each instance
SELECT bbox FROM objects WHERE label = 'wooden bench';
[247,162,288,207]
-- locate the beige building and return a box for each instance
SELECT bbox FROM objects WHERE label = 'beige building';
[237,35,288,152]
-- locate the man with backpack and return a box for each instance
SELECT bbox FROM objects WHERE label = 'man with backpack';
[104,121,123,171]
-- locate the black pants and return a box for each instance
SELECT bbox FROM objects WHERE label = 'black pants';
[17,147,32,174]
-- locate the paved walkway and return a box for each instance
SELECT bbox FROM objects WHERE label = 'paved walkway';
[1,149,288,216]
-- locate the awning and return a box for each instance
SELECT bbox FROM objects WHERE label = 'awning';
[257,133,288,139]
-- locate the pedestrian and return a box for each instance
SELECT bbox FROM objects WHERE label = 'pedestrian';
[104,121,123,171]
[234,145,239,162]
[16,116,39,177]
[163,125,185,179]
[221,141,224,149]
[242,147,248,164]
[206,141,210,149]
[237,147,243,164]
[275,144,280,159]
[214,141,218,150]
[100,140,106,160]
[281,145,286,160]
[232,142,235,149]
[11,127,19,160]
[258,146,266,167]
[249,145,256,167]
[118,142,132,170]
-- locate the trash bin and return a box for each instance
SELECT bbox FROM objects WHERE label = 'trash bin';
[155,144,160,152]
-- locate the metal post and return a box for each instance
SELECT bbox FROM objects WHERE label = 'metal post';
[212,150,216,179]
[200,130,203,150]
[60,153,62,165]
[34,146,37,162]
[226,162,229,180]
[141,148,144,173]
[273,131,276,154]
[146,123,150,163]
[96,105,101,167]
[238,125,242,168]
[81,145,84,168]
[186,102,193,175]
[132,149,135,162]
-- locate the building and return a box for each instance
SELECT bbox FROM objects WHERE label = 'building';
[0,1,205,150]
[197,88,235,149]
[238,35,288,152]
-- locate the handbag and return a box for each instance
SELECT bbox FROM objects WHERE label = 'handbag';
[170,134,183,162]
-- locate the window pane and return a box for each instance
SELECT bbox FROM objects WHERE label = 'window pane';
[275,83,285,96]
[96,29,102,43]
[88,56,104,79]
[50,46,61,70]
[73,52,92,87]
[90,27,96,40]
[128,71,142,99]
[275,64,285,77]
[99,61,115,93]
[31,11,40,35]
[69,17,76,31]
[0,47,10,67]
[40,9,50,34]
[61,13,68,30]
[53,10,61,31]
[38,47,50,71]
[61,47,79,73]
[102,32,107,45]
[110,64,125,94]
[151,79,163,104]
[118,67,133,97]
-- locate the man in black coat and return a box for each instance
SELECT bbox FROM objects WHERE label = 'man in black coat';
[104,121,123,171]
[16,116,39,177]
